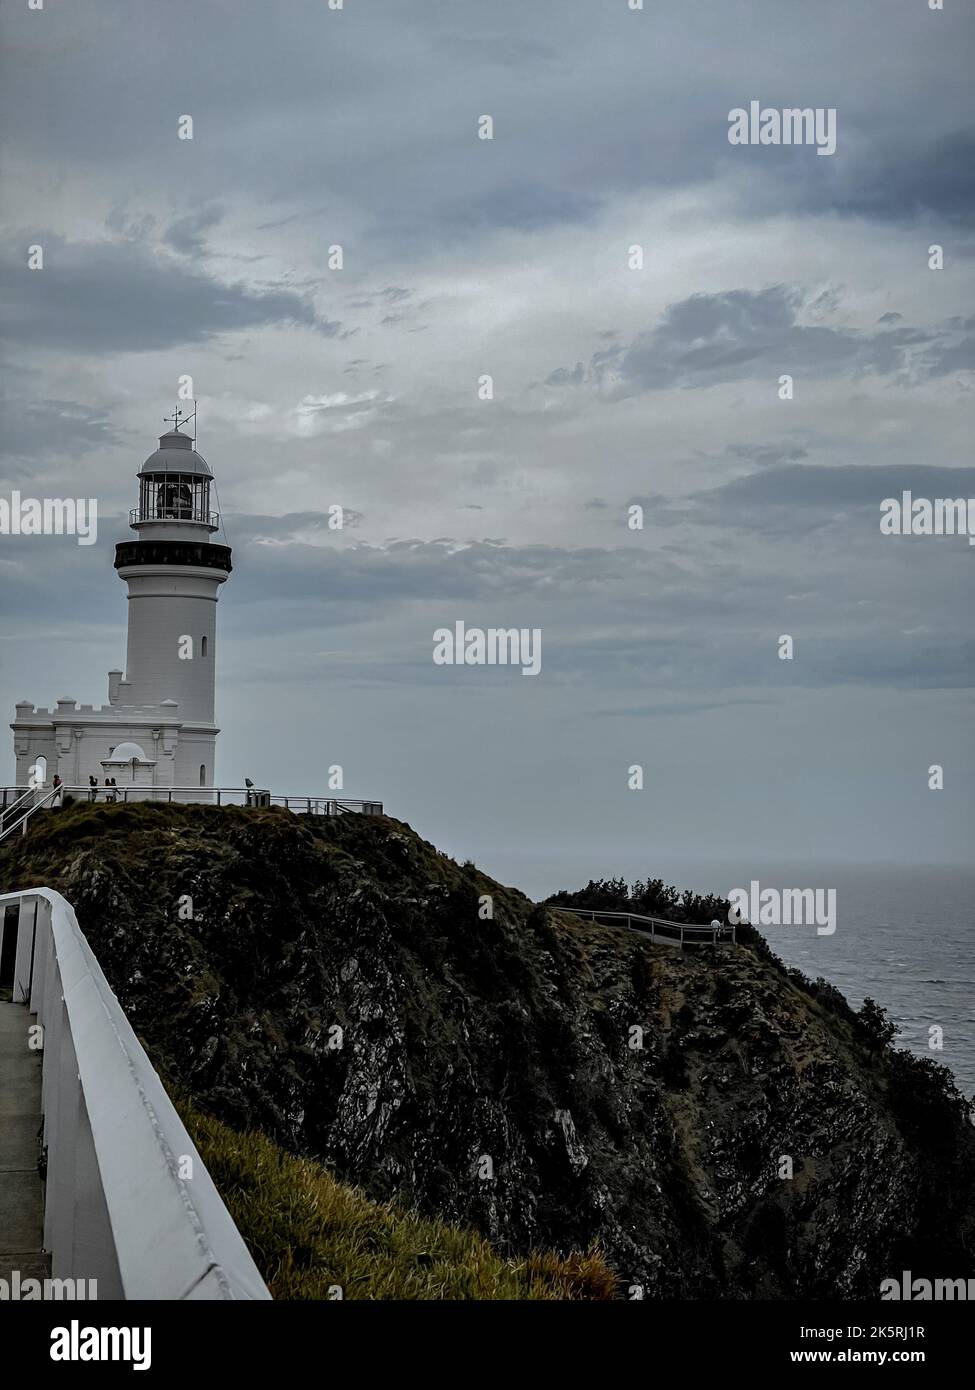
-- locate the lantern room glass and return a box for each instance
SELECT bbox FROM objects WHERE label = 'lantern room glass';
[138,473,212,523]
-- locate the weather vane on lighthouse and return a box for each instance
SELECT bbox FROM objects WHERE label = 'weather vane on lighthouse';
[163,402,197,443]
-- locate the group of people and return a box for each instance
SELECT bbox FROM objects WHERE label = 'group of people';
[87,774,119,803]
[33,774,121,807]
[27,778,121,811]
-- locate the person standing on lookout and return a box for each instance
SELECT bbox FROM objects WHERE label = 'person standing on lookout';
[88,774,98,802]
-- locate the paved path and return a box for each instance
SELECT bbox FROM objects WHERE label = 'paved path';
[0,1000,49,1281]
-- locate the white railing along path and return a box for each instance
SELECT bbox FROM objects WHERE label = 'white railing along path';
[0,887,270,1300]
[557,905,736,948]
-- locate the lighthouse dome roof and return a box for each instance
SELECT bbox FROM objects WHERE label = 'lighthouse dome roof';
[139,429,212,478]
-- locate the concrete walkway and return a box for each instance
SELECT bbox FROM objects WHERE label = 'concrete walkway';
[0,1000,49,1281]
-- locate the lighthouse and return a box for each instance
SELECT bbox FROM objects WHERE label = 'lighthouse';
[11,413,233,792]
[114,416,232,776]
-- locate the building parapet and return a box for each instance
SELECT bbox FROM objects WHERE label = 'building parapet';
[12,703,182,721]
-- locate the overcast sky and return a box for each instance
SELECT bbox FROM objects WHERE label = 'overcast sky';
[1,0,973,895]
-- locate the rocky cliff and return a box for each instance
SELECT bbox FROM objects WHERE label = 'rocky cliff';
[2,801,972,1298]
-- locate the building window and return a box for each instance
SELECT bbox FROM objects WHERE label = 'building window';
[199,764,206,786]
[201,635,207,658]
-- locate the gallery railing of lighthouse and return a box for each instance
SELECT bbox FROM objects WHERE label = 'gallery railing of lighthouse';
[129,505,220,527]
[0,887,270,1300]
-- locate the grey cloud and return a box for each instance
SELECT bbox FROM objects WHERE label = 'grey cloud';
[0,399,123,467]
[711,464,975,510]
[4,0,973,253]
[565,630,975,693]
[558,287,972,396]
[3,512,971,777]
[0,234,339,353]
[104,208,158,242]
[809,634,975,689]
[727,442,810,468]
[239,510,364,540]
[438,180,603,235]
[218,538,684,619]
[717,130,975,232]
[634,464,975,540]
[821,130,975,225]
[546,363,586,386]
[924,335,975,377]
[164,205,226,255]
[605,287,933,393]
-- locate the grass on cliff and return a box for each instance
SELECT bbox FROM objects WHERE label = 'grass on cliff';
[178,1098,617,1301]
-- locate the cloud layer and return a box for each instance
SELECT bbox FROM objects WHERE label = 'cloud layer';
[1,0,973,885]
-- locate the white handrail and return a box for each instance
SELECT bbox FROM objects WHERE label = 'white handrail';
[0,785,36,831]
[557,906,736,947]
[0,888,270,1301]
[0,784,61,845]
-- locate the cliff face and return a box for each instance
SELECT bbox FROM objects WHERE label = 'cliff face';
[3,802,972,1298]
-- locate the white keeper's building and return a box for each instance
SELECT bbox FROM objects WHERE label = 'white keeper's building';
[10,423,233,790]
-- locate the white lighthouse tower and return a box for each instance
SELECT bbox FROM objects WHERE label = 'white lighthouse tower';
[113,412,232,784]
[11,412,233,792]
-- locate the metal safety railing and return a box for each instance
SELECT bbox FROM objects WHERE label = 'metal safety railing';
[0,785,383,818]
[557,906,736,948]
[0,785,61,845]
[0,785,38,834]
[0,888,270,1300]
[129,506,220,527]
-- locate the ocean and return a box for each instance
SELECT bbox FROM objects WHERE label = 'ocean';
[743,862,975,1101]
